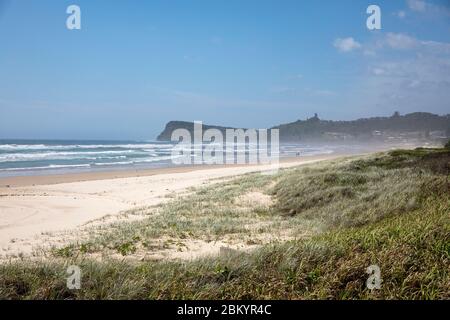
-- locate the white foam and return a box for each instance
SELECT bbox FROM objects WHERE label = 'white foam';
[0,164,91,171]
[0,143,175,151]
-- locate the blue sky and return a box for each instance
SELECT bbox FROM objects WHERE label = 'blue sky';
[0,0,449,140]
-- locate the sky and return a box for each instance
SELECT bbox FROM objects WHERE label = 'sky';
[0,0,449,140]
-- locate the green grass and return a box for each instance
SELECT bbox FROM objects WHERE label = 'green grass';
[0,148,449,299]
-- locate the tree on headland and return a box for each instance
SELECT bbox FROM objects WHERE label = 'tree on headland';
[308,113,320,122]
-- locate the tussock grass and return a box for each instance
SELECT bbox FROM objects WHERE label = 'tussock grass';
[0,148,449,299]
[271,154,430,229]
[49,172,288,258]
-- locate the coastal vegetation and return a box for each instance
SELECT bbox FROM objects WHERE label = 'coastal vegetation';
[0,147,449,299]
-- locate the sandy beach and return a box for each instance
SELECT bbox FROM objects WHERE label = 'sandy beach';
[0,154,343,257]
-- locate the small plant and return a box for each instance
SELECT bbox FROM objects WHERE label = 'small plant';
[54,246,75,258]
[115,241,137,256]
[79,243,92,254]
[445,139,450,149]
[214,264,231,280]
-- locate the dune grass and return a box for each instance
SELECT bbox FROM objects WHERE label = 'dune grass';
[0,148,449,299]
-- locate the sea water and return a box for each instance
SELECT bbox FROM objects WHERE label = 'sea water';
[0,139,357,177]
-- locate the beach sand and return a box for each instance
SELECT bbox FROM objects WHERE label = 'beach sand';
[0,155,343,257]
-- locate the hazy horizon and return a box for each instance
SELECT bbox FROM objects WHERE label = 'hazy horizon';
[0,109,448,141]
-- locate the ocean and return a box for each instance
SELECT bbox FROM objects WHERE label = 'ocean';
[0,139,178,177]
[0,139,355,177]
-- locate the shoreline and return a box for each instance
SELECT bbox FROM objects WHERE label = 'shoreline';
[0,153,346,188]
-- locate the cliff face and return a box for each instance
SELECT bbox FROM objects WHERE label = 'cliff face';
[156,121,241,141]
[156,113,450,142]
[157,121,189,141]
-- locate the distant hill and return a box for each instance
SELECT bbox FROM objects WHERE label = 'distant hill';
[156,112,450,143]
[156,121,240,142]
[274,112,450,142]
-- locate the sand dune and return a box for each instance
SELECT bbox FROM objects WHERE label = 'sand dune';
[0,156,341,257]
